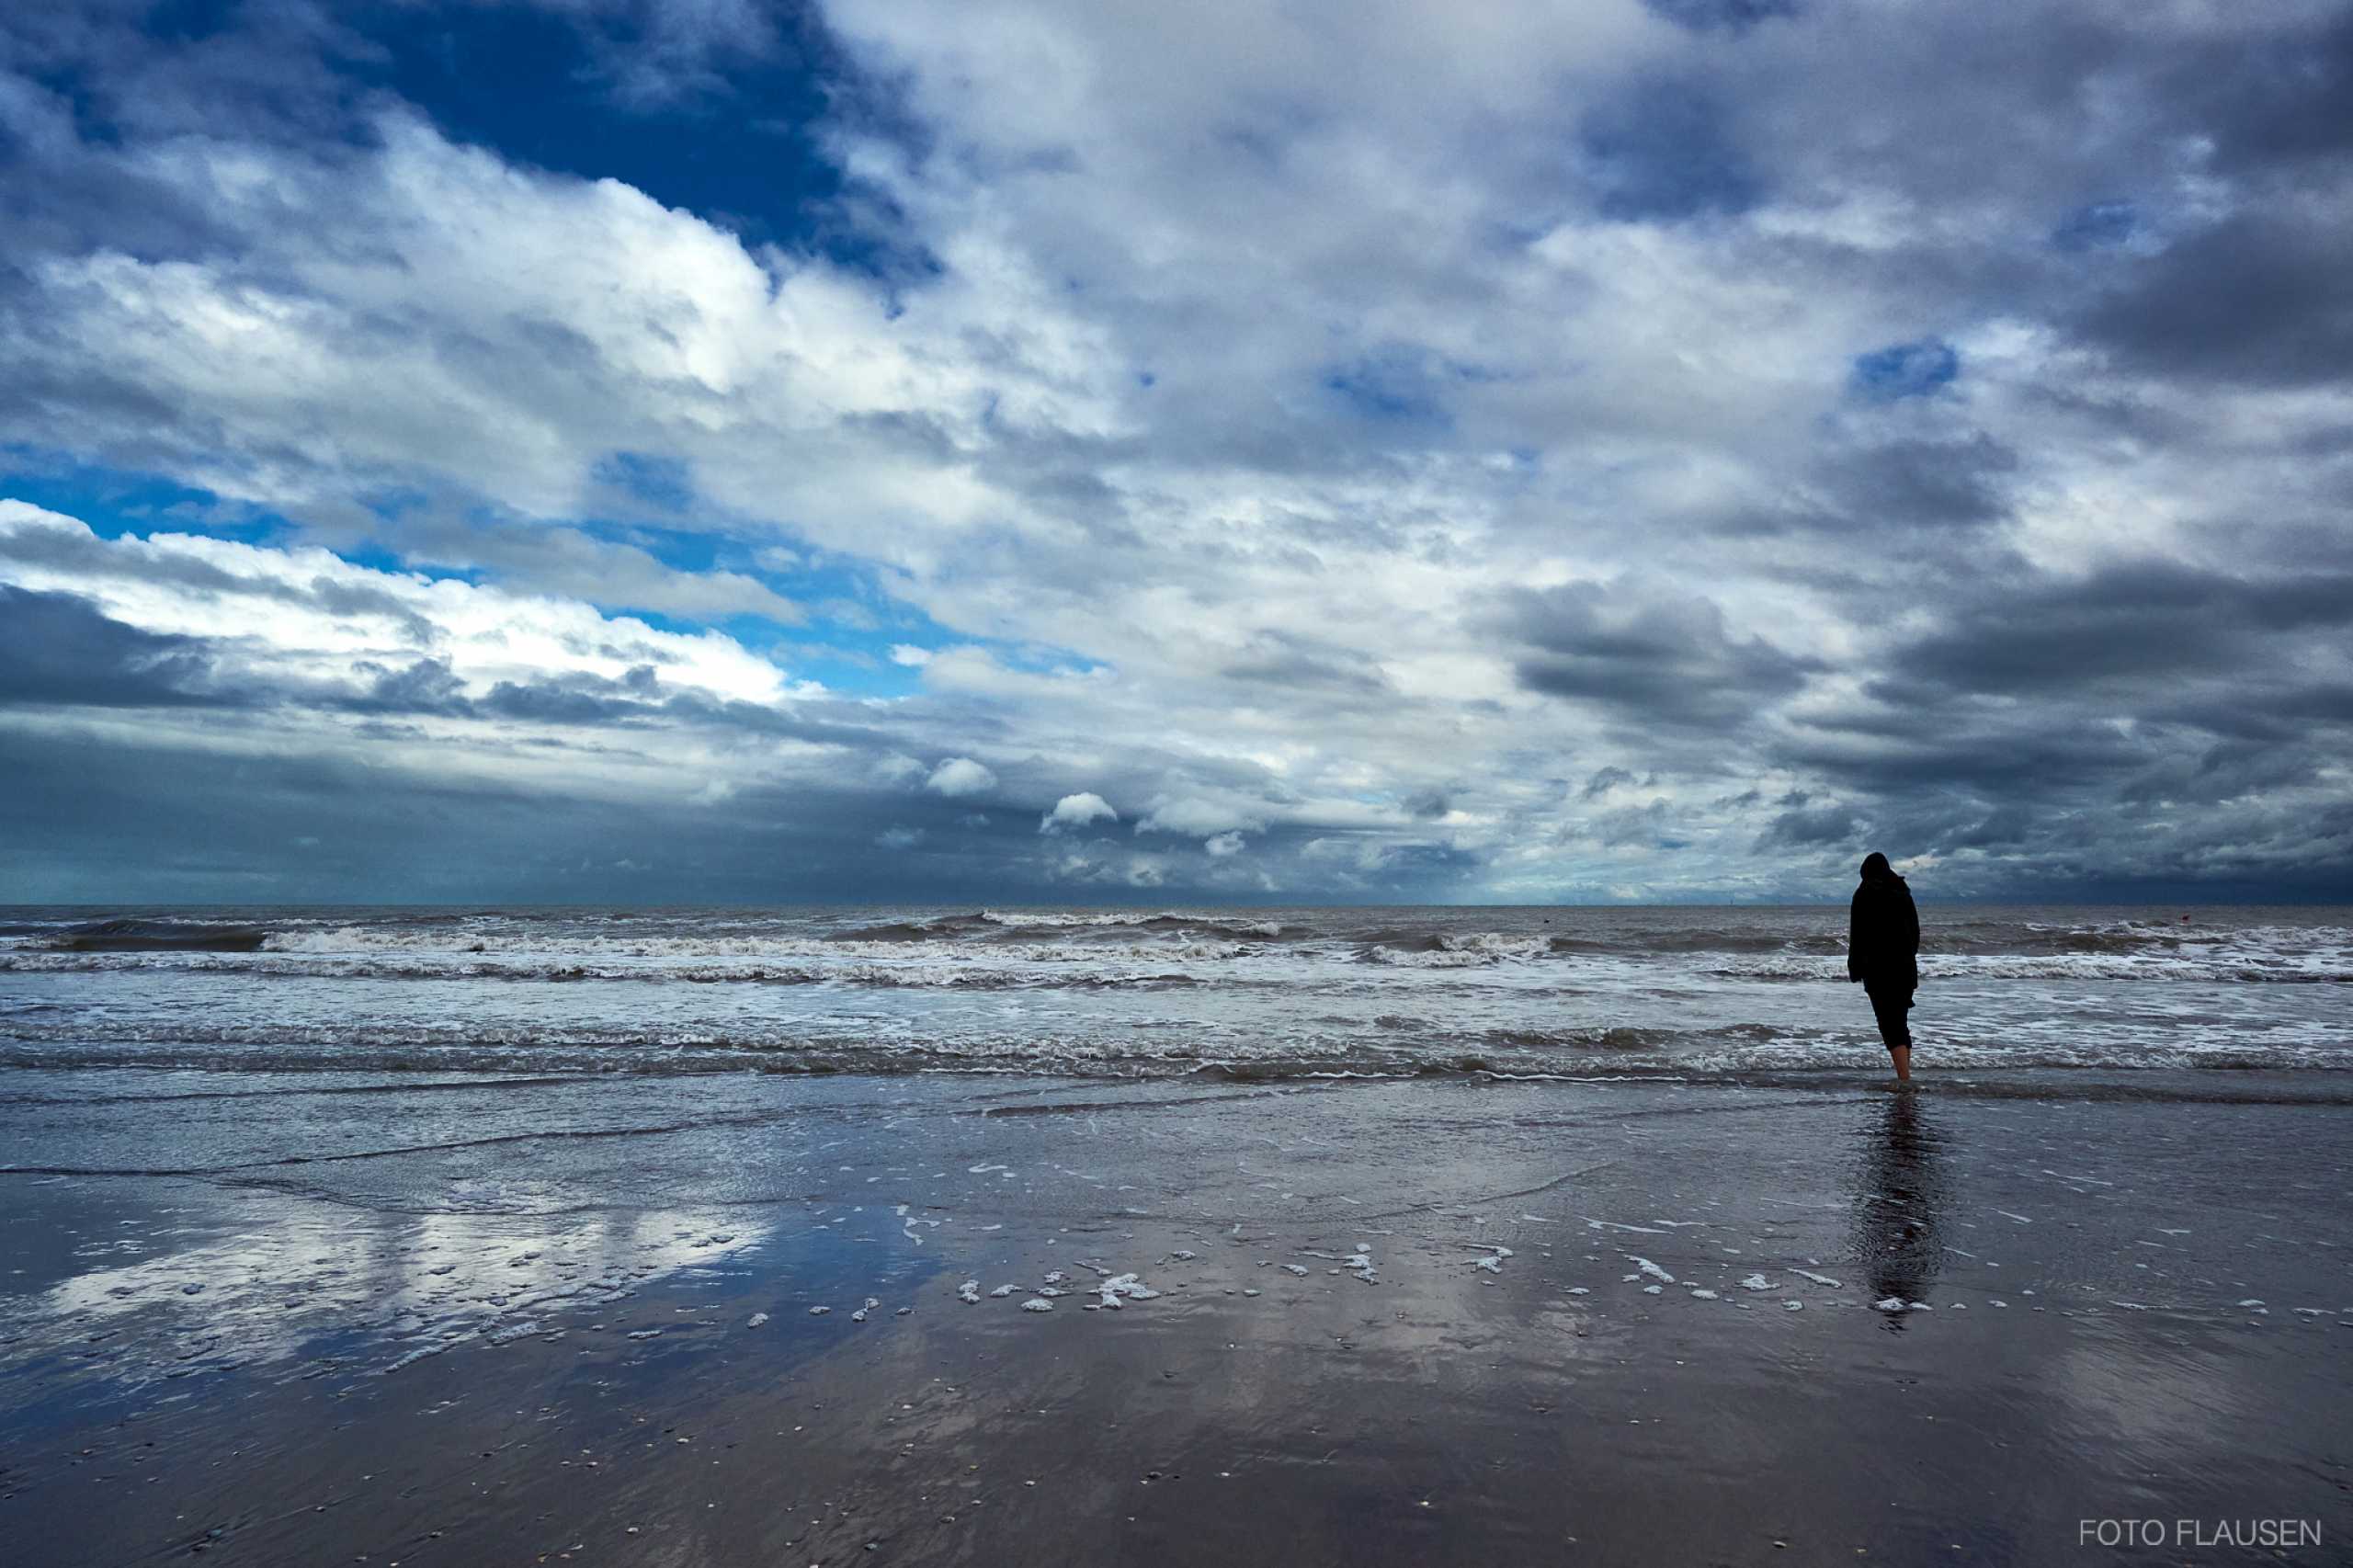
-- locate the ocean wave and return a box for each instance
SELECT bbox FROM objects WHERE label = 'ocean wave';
[250,924,1270,963]
[40,917,271,953]
[978,909,1290,940]
[1358,931,1556,966]
[828,912,1000,942]
[0,952,1236,990]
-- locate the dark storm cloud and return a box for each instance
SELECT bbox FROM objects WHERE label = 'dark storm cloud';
[0,719,1397,905]
[1642,0,1800,36]
[0,721,864,903]
[1498,581,1822,728]
[477,677,652,726]
[2072,207,2353,387]
[1765,547,2353,896]
[350,656,470,715]
[2156,6,2353,175]
[0,586,224,707]
[1757,801,1858,848]
[1782,702,2154,798]
[1579,76,1759,222]
[1829,432,2017,532]
[1728,428,2020,540]
[2117,740,2323,808]
[1870,560,2353,700]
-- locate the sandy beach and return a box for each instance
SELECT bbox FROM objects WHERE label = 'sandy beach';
[5,1067,2349,1565]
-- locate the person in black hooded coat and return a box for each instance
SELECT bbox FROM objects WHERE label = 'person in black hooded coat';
[1847,852,1920,1082]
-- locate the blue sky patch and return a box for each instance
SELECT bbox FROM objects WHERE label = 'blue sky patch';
[0,454,280,546]
[1850,337,1960,402]
[2052,200,2139,252]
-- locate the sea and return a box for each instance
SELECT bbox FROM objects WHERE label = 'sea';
[3,903,2347,1083]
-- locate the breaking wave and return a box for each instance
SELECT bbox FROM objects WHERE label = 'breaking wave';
[40,917,271,953]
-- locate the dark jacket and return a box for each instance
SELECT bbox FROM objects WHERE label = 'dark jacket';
[1847,861,1919,993]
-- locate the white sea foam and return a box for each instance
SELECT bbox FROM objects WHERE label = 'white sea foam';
[1097,1273,1160,1308]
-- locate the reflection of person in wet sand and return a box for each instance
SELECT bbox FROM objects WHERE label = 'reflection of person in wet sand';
[1852,1091,1947,1326]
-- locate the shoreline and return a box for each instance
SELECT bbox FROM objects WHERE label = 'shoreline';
[8,1058,2353,1108]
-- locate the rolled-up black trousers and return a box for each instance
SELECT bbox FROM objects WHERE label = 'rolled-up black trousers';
[1864,983,1913,1050]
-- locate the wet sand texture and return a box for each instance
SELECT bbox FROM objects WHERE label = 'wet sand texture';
[3,1070,2349,1565]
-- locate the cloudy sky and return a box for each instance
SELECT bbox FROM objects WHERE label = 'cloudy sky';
[2,0,2349,904]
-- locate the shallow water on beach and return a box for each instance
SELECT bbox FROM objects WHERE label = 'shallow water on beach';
[3,1071,2348,1566]
[1,903,2347,1081]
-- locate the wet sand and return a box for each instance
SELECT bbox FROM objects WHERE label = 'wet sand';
[4,1068,2350,1565]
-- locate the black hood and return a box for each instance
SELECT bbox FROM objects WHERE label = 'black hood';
[1859,852,1904,884]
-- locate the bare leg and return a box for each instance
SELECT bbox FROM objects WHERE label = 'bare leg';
[1867,987,1915,1084]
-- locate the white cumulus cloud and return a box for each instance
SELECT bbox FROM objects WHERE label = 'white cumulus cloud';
[1040,791,1117,833]
[926,756,996,797]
